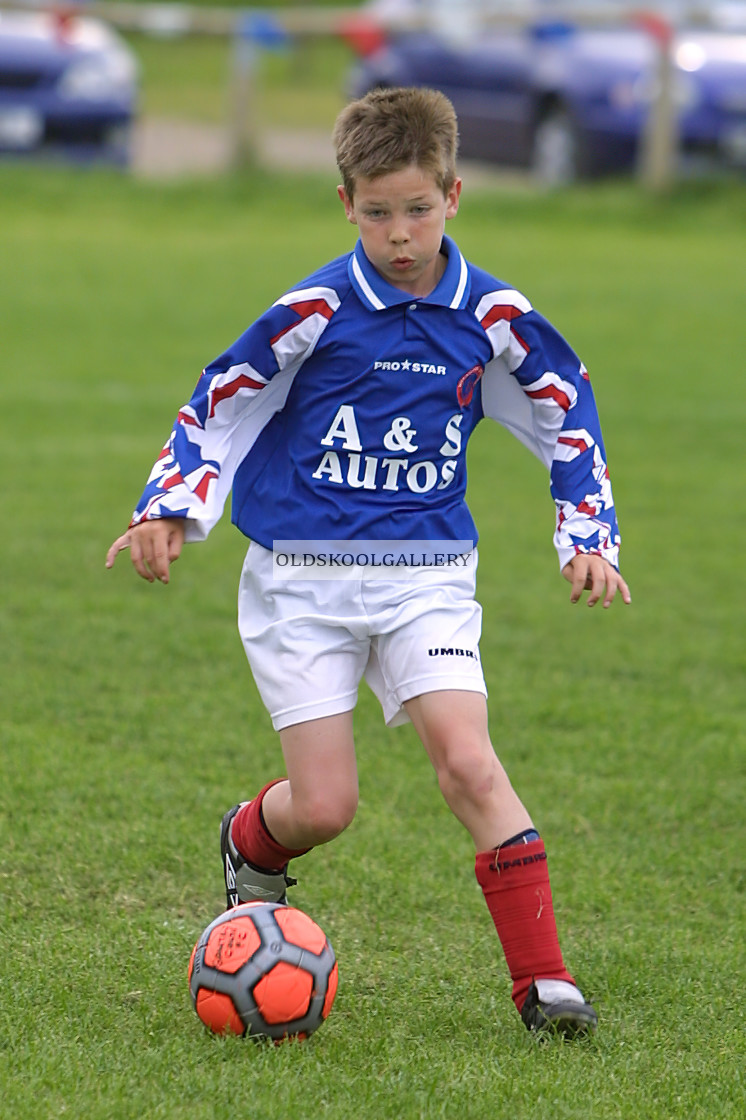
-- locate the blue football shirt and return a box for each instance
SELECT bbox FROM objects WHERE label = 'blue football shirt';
[131,235,620,571]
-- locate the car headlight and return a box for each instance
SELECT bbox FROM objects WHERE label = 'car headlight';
[675,41,707,73]
[57,50,137,101]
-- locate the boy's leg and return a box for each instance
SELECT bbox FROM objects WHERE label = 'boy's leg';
[263,711,359,849]
[405,690,596,1034]
[405,690,532,850]
[223,711,358,907]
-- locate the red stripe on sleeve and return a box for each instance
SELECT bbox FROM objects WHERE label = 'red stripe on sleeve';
[525,384,571,412]
[208,374,265,418]
[270,298,335,346]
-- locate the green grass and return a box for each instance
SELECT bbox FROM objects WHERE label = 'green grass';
[1,163,745,1119]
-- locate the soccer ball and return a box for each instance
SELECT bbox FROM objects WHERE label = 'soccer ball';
[188,901,338,1041]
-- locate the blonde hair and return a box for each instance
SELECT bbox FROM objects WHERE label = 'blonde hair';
[333,87,459,200]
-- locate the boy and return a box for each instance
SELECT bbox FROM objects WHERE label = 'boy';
[107,88,630,1038]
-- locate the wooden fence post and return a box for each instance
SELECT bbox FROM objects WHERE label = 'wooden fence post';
[228,11,290,171]
[229,17,259,169]
[637,13,678,192]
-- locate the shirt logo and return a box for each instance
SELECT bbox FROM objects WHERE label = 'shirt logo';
[456,364,484,407]
[373,359,447,376]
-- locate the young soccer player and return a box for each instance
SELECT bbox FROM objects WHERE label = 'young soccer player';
[107,87,630,1037]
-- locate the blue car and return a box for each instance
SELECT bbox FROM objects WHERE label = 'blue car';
[0,8,138,166]
[347,6,746,182]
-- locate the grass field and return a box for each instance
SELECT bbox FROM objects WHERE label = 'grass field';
[1,162,745,1119]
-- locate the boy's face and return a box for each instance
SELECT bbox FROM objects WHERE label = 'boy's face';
[338,165,461,298]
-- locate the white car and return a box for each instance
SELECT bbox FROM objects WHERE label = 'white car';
[0,8,138,165]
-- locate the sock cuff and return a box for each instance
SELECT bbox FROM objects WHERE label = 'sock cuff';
[475,837,548,888]
[233,780,311,869]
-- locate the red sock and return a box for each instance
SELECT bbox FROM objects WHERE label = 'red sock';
[231,779,310,871]
[475,838,575,1013]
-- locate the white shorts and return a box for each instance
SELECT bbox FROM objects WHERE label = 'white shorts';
[237,542,487,731]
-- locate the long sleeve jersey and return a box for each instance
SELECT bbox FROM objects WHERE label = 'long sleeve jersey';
[131,235,620,572]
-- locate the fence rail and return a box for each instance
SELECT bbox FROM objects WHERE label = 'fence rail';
[0,2,729,36]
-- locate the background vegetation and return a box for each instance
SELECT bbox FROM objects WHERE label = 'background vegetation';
[126,31,353,126]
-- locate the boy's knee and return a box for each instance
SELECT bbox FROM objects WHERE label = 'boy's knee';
[295,789,358,843]
[434,741,501,803]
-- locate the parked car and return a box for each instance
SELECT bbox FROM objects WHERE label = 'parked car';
[346,4,746,182]
[0,8,138,166]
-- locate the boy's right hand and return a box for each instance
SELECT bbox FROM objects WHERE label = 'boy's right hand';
[105,518,186,584]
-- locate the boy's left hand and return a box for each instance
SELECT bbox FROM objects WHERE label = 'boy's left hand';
[562,554,631,609]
